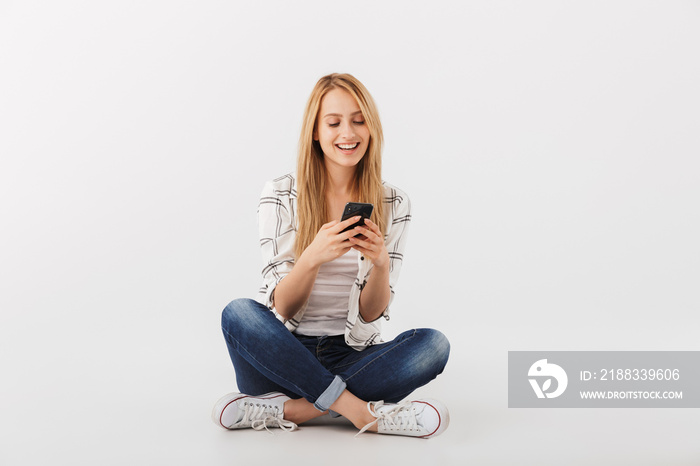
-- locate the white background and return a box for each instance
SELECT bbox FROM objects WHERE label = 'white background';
[1,1,699,464]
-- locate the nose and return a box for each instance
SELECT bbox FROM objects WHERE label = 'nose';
[340,121,355,139]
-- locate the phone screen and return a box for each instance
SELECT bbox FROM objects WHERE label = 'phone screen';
[340,202,374,234]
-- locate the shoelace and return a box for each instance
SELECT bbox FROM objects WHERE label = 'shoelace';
[240,401,298,433]
[356,400,418,436]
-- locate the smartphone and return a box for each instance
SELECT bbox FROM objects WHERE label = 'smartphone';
[340,202,374,234]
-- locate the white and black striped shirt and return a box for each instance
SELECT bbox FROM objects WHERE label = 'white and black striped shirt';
[255,173,412,350]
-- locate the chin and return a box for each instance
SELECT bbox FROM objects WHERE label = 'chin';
[325,155,364,169]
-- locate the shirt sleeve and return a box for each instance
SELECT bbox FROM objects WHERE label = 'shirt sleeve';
[257,180,296,311]
[380,184,412,319]
[345,184,412,349]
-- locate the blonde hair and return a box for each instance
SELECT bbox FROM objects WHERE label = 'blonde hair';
[295,73,386,259]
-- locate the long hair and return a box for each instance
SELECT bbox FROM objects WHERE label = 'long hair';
[295,73,386,259]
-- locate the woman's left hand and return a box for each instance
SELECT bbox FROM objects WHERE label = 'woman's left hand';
[348,218,390,270]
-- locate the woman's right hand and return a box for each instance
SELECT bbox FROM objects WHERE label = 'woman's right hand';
[272,215,362,319]
[300,215,362,268]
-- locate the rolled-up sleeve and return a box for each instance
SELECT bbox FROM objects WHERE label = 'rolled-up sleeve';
[256,179,296,310]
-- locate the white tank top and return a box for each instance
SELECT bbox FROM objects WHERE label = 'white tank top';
[295,248,359,336]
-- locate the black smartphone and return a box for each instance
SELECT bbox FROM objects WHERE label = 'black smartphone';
[340,202,374,234]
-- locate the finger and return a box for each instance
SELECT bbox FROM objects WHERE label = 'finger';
[363,218,382,235]
[341,224,365,241]
[349,235,373,251]
[350,244,374,259]
[331,215,362,233]
[354,225,379,242]
[334,243,354,257]
[321,220,339,230]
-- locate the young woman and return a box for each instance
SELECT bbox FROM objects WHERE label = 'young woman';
[212,73,450,438]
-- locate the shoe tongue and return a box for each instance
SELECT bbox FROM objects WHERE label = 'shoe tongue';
[238,400,268,424]
[236,402,250,423]
[248,402,278,421]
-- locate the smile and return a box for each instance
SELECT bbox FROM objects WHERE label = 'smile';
[336,143,360,150]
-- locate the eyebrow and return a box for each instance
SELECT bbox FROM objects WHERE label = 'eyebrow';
[322,111,364,119]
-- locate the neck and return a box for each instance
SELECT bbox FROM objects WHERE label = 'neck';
[324,163,356,198]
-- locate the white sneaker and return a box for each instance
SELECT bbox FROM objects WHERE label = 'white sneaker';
[357,398,449,439]
[212,392,298,432]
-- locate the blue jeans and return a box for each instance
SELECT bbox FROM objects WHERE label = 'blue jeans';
[221,298,450,413]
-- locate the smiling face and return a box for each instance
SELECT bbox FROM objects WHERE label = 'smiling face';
[314,88,370,172]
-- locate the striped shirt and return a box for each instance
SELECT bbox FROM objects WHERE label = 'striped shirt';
[255,173,412,350]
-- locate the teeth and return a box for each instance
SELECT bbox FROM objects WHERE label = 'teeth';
[338,143,359,150]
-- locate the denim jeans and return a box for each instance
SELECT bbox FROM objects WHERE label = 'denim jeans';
[221,298,450,413]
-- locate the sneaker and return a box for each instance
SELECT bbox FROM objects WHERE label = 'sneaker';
[212,392,298,432]
[357,398,449,439]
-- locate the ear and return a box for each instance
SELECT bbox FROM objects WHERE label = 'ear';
[313,129,318,141]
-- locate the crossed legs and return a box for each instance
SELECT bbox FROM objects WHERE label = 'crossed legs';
[221,298,449,431]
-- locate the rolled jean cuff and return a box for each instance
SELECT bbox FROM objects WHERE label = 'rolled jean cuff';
[313,375,346,412]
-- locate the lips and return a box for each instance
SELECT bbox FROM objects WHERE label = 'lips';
[336,143,360,151]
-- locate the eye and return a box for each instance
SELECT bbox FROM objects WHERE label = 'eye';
[353,120,365,125]
[328,123,340,127]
